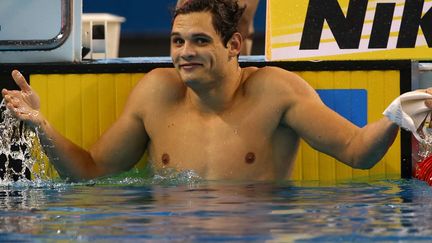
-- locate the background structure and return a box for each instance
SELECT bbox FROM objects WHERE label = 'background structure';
[83,0,267,57]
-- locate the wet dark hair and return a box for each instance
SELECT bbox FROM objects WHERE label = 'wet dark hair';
[173,0,246,47]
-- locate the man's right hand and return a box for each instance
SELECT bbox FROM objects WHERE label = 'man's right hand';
[2,70,42,127]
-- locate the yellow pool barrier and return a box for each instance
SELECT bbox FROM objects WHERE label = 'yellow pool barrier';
[29,69,401,181]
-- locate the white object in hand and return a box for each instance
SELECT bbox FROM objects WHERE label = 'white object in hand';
[383,91,432,142]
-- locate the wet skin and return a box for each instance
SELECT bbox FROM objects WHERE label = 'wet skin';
[1,11,400,182]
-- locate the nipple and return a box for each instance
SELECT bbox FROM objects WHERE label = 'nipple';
[245,152,255,164]
[162,153,170,165]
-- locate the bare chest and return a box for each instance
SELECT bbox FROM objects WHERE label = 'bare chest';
[144,103,285,180]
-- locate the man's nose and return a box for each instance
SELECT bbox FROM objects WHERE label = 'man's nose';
[180,42,196,59]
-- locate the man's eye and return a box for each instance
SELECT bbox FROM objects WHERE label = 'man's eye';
[196,38,209,44]
[172,38,184,45]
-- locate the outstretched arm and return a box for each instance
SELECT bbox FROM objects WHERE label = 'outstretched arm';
[290,104,399,169]
[278,69,399,169]
[2,70,149,181]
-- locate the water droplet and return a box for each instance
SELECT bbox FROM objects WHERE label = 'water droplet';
[0,100,47,183]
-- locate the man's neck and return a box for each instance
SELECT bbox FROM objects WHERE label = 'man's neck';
[187,66,243,114]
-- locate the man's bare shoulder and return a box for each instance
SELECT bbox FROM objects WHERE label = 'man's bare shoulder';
[133,68,186,99]
[247,66,306,82]
[138,68,182,87]
[242,66,315,96]
[123,68,186,116]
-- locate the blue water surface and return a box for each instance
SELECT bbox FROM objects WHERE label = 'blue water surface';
[1,170,432,242]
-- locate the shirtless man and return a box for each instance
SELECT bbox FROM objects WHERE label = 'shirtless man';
[2,0,403,181]
[178,0,259,55]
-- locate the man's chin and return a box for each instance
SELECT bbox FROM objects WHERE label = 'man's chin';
[183,78,197,85]
[180,73,197,83]
[182,77,203,89]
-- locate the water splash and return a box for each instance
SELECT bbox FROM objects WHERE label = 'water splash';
[151,168,203,185]
[0,99,48,185]
[0,99,202,187]
[88,166,203,187]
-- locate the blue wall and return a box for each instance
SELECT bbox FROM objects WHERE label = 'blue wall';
[83,0,267,35]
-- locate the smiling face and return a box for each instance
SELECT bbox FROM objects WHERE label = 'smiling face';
[171,11,240,88]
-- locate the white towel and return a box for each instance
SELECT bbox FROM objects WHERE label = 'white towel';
[383,91,432,142]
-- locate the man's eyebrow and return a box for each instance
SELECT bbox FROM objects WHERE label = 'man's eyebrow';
[170,32,212,38]
[192,33,211,38]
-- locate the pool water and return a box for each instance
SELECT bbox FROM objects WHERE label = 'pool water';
[2,170,432,242]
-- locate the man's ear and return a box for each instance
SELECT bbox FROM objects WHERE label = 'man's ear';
[227,32,242,57]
